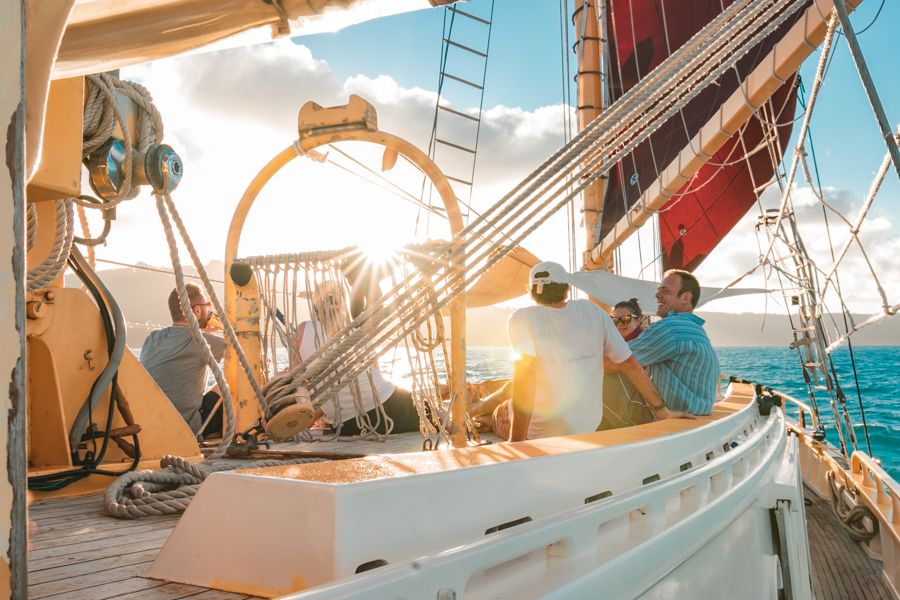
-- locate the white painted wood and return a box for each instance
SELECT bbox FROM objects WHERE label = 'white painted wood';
[279,407,807,599]
[0,0,26,597]
[149,388,772,596]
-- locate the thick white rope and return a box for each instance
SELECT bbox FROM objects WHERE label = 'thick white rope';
[155,192,238,458]
[26,199,74,291]
[160,193,269,419]
[104,454,327,519]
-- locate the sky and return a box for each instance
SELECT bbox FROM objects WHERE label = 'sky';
[103,0,899,319]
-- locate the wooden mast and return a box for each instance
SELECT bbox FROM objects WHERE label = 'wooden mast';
[1,0,28,596]
[573,0,608,270]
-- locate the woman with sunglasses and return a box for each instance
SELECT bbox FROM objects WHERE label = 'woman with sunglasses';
[600,298,651,429]
[611,298,645,342]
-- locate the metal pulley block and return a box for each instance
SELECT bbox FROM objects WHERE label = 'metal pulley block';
[88,139,184,198]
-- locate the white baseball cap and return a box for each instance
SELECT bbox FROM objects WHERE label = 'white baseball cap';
[529,261,570,293]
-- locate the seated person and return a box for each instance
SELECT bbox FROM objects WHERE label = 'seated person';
[600,298,653,429]
[611,298,646,341]
[606,270,720,418]
[508,262,683,442]
[467,380,512,440]
[140,284,225,434]
[295,281,426,436]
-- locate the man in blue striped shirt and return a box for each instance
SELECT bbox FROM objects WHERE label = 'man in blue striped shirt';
[626,270,720,416]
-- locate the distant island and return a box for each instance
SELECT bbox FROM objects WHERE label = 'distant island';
[75,263,900,349]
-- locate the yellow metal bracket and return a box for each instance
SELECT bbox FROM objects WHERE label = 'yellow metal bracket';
[297,94,377,140]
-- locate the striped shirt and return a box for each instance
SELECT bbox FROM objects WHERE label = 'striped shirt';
[628,311,719,415]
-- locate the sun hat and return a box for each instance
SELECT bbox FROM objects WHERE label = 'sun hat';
[529,261,570,293]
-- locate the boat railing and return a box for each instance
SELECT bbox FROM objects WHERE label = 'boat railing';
[849,451,900,594]
[776,390,820,430]
[720,374,819,430]
[284,406,799,599]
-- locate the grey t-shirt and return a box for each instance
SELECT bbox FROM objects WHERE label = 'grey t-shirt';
[140,326,226,432]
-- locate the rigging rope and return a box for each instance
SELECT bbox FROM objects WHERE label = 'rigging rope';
[269,0,812,409]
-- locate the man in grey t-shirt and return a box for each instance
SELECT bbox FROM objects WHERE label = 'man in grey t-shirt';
[140,284,226,433]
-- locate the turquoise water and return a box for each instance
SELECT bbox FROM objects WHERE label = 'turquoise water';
[462,346,900,480]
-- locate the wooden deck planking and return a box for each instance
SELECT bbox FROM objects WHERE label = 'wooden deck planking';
[31,513,179,538]
[805,487,893,600]
[29,549,160,586]
[28,495,260,600]
[30,521,181,551]
[117,582,253,599]
[30,562,153,598]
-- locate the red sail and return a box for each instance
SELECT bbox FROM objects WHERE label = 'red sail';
[601,0,803,271]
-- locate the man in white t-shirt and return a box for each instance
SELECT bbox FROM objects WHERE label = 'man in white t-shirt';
[507,262,681,441]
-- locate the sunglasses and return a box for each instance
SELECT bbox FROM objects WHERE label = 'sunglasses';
[612,314,638,326]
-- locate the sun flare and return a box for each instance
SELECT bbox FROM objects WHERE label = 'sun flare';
[357,236,399,266]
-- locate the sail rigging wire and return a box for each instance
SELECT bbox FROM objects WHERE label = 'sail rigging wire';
[296,0,808,398]
[324,144,447,219]
[278,4,812,406]
[705,11,838,298]
[832,0,900,179]
[269,0,814,406]
[814,137,897,312]
[560,0,577,272]
[799,104,874,457]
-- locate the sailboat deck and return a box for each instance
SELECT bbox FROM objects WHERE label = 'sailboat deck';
[27,423,895,599]
[805,486,894,600]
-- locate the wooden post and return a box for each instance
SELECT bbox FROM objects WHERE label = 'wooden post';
[573,0,607,269]
[0,0,28,596]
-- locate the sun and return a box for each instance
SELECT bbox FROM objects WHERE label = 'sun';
[357,236,399,266]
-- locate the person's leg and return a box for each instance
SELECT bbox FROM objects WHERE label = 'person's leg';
[598,373,652,430]
[198,390,222,436]
[337,387,419,436]
[492,399,512,440]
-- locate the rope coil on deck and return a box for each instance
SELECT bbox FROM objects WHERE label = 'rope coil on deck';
[104,454,328,519]
[826,470,878,543]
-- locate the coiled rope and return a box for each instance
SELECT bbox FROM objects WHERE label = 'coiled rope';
[104,454,327,519]
[826,469,878,543]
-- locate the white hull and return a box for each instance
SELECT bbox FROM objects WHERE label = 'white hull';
[149,384,813,599]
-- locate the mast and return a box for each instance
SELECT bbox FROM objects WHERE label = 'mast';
[0,0,28,596]
[572,0,608,270]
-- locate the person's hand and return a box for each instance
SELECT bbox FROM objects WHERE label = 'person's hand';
[204,313,223,333]
[653,406,697,421]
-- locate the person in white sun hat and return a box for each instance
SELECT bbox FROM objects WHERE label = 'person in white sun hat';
[506,261,688,441]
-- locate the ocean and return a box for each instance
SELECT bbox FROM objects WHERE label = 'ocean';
[458,346,900,480]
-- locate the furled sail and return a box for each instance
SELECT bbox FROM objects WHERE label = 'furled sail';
[601,0,803,271]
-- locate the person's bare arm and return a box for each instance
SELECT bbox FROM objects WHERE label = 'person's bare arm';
[614,356,695,421]
[509,355,536,441]
[468,381,511,418]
